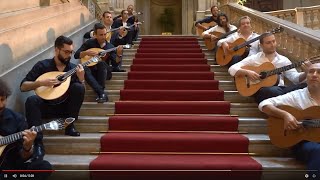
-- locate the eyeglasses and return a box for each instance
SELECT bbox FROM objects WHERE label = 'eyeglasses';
[60,49,74,55]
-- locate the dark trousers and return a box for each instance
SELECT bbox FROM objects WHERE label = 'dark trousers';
[25,83,85,144]
[85,61,107,96]
[292,141,320,177]
[253,83,307,104]
[132,27,139,41]
[227,55,243,68]
[2,160,52,180]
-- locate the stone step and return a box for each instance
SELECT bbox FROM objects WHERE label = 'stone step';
[121,58,217,66]
[123,48,215,55]
[108,72,233,81]
[93,79,236,91]
[77,102,263,117]
[122,64,228,72]
[44,116,266,134]
[83,90,255,103]
[45,154,305,180]
[43,133,288,157]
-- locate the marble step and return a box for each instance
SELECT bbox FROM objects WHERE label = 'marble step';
[45,154,305,180]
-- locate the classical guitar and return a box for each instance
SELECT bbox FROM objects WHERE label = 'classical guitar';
[235,55,320,97]
[267,106,320,148]
[35,49,116,101]
[121,21,143,37]
[0,117,75,167]
[196,21,216,36]
[204,29,237,50]
[216,27,284,66]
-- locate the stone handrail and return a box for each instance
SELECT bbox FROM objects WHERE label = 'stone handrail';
[82,0,103,20]
[265,5,320,30]
[220,3,320,62]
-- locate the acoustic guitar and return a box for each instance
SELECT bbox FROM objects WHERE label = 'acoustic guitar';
[235,55,320,97]
[196,21,216,36]
[35,48,117,101]
[0,117,74,167]
[121,21,143,37]
[267,106,320,148]
[216,27,284,66]
[204,29,237,50]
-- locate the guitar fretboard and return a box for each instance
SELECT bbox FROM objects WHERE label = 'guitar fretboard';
[0,124,46,146]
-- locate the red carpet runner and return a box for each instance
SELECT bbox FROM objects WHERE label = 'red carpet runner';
[90,36,262,180]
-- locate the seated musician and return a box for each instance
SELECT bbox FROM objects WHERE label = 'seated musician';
[114,5,139,41]
[112,10,134,46]
[195,5,219,33]
[217,16,260,67]
[202,13,237,50]
[259,63,320,177]
[20,36,85,161]
[74,23,117,103]
[228,33,309,103]
[102,11,124,73]
[0,79,52,180]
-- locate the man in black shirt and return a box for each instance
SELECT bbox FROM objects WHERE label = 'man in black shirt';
[112,10,134,46]
[0,79,52,180]
[74,23,117,103]
[20,36,85,161]
[195,5,220,32]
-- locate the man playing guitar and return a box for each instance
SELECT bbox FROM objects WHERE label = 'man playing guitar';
[217,16,260,67]
[112,10,134,47]
[202,13,237,50]
[0,79,52,179]
[20,36,85,161]
[228,33,309,103]
[195,5,220,35]
[259,63,320,178]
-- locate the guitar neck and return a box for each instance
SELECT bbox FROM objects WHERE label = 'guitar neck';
[218,29,237,41]
[264,60,304,77]
[0,125,46,146]
[233,34,260,51]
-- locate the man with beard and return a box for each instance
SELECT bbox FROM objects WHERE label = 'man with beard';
[195,5,220,34]
[258,63,320,178]
[20,36,85,161]
[217,16,261,67]
[202,13,237,50]
[228,33,309,103]
[75,23,117,103]
[0,79,52,180]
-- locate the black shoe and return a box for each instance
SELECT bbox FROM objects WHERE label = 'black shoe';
[31,143,45,161]
[65,123,80,136]
[112,68,126,72]
[96,93,108,103]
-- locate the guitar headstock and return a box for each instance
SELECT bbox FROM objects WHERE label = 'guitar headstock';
[137,12,143,15]
[44,117,75,130]
[136,21,144,25]
[271,26,284,34]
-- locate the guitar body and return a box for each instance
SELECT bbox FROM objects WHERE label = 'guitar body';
[35,72,71,100]
[235,62,278,97]
[196,22,216,36]
[268,106,320,148]
[204,31,223,50]
[216,38,247,66]
[80,48,105,67]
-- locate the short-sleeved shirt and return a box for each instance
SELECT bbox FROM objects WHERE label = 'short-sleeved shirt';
[20,58,80,86]
[0,108,28,169]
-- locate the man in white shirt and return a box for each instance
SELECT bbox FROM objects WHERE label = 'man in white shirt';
[202,13,237,50]
[259,63,320,178]
[228,33,309,103]
[217,16,260,67]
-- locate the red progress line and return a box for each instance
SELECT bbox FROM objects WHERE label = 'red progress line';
[2,170,55,172]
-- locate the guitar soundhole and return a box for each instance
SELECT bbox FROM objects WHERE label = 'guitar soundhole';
[260,71,267,79]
